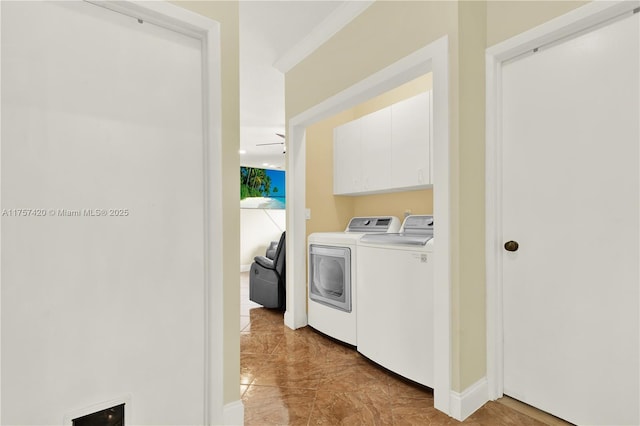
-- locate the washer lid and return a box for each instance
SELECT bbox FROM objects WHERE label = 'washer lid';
[359,233,433,246]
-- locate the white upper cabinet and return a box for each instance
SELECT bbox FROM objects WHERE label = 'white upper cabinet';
[333,90,432,196]
[360,107,392,192]
[333,118,362,194]
[391,91,431,189]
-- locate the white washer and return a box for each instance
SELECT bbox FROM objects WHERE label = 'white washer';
[308,216,400,346]
[356,215,434,387]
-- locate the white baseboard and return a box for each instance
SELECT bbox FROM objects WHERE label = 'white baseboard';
[223,399,244,425]
[240,264,251,273]
[450,377,489,421]
[284,309,308,330]
[284,310,295,329]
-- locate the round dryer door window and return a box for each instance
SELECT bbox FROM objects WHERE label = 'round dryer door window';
[309,244,351,312]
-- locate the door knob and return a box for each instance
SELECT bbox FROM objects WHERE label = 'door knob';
[504,240,519,252]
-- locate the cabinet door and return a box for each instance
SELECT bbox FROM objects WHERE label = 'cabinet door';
[360,107,391,192]
[391,91,431,188]
[333,119,361,194]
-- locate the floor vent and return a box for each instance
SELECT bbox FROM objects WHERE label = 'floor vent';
[72,403,124,426]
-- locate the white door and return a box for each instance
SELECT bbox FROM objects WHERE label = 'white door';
[2,1,211,423]
[501,12,639,425]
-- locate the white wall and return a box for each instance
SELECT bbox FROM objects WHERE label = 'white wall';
[240,209,286,271]
[2,2,208,424]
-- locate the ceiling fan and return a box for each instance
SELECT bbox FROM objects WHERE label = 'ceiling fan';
[256,133,286,153]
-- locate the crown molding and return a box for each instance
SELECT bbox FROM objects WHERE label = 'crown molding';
[273,1,374,73]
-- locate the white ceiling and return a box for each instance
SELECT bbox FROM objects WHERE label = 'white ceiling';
[239,1,353,170]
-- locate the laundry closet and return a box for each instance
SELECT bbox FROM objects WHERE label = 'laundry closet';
[305,73,436,386]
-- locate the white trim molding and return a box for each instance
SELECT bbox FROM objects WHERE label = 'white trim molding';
[450,378,489,421]
[273,1,374,73]
[0,3,3,418]
[223,400,245,426]
[286,35,452,416]
[485,0,640,402]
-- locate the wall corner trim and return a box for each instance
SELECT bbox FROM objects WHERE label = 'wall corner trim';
[449,377,489,421]
[222,400,244,426]
[284,309,307,330]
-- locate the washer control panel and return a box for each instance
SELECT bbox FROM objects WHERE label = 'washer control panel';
[401,215,434,234]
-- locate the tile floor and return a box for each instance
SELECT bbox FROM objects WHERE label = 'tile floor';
[240,272,568,425]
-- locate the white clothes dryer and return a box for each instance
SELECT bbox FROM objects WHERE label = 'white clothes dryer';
[356,215,435,387]
[308,216,400,346]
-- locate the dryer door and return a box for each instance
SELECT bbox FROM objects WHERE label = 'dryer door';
[309,245,351,312]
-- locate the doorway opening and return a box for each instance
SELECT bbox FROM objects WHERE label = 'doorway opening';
[285,36,452,415]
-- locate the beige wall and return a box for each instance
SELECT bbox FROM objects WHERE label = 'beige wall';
[455,0,487,392]
[352,190,433,220]
[486,1,588,46]
[352,73,432,116]
[173,1,241,406]
[306,111,356,235]
[289,0,592,394]
[286,1,458,118]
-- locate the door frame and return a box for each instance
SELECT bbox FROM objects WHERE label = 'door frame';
[0,1,228,423]
[286,35,452,414]
[485,0,640,400]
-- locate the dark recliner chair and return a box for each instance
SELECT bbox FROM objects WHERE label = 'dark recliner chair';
[265,240,278,260]
[249,231,286,310]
